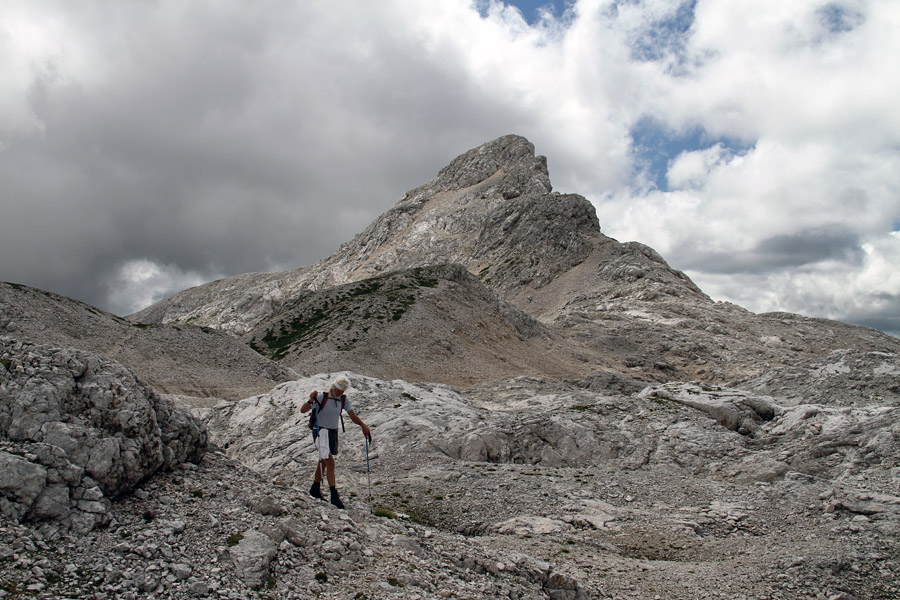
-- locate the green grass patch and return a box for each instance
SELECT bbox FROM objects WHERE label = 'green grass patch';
[649,396,679,410]
[407,504,444,528]
[373,506,397,519]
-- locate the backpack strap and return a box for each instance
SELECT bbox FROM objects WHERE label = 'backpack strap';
[310,391,329,434]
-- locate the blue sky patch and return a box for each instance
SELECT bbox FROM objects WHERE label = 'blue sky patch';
[817,3,865,34]
[629,116,753,191]
[630,0,697,64]
[487,0,570,24]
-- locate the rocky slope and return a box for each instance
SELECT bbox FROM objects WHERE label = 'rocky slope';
[243,263,600,386]
[5,368,895,599]
[0,282,294,401]
[0,447,595,600]
[139,373,900,598]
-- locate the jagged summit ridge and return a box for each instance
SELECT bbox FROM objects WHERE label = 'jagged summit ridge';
[429,134,552,196]
[316,135,602,295]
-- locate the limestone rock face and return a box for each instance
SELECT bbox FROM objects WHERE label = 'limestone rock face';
[431,134,552,194]
[0,338,207,531]
[639,382,900,492]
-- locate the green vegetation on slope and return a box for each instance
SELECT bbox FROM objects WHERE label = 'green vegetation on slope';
[251,267,440,361]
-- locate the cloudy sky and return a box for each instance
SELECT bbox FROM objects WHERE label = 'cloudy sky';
[2,0,898,336]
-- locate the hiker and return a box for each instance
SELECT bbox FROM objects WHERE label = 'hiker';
[301,375,371,509]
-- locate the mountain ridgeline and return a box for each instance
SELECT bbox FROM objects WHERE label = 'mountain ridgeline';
[130,134,897,397]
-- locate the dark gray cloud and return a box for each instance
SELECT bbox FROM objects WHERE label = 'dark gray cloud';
[848,313,900,339]
[0,1,535,315]
[677,225,865,275]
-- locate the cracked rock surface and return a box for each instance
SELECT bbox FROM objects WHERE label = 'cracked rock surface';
[1,339,206,534]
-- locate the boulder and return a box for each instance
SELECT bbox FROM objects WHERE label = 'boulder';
[228,529,278,589]
[0,338,207,531]
[0,451,47,519]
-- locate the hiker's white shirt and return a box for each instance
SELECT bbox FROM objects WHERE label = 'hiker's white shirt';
[312,392,354,429]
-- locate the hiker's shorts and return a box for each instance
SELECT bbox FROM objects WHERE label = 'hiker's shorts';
[313,428,339,458]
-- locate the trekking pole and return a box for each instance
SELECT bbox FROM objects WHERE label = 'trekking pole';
[365,436,372,513]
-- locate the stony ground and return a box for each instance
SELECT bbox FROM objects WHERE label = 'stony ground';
[3,439,898,600]
[1,450,587,600]
[380,459,900,600]
[3,356,898,600]
[10,372,893,600]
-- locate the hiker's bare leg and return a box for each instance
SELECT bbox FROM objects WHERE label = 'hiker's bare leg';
[314,461,324,483]
[323,456,336,487]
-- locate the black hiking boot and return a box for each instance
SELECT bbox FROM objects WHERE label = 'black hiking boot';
[329,486,344,509]
[309,481,324,501]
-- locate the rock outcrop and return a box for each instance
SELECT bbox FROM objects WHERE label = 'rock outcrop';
[0,338,207,532]
[204,372,900,495]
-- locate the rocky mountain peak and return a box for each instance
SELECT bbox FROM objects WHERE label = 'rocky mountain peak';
[428,133,552,197]
[124,135,898,389]
[125,135,720,359]
[313,135,602,298]
[128,134,606,335]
